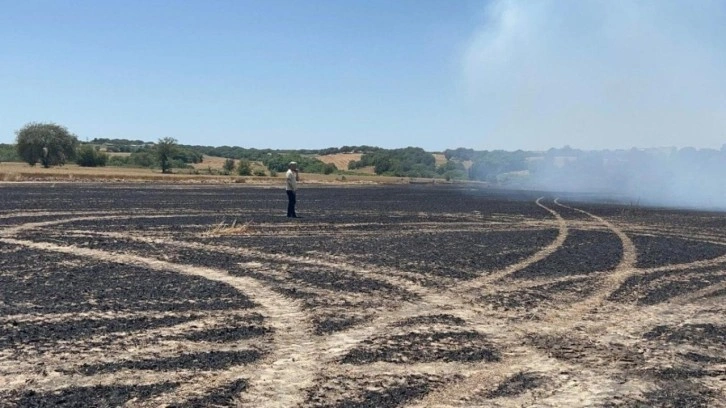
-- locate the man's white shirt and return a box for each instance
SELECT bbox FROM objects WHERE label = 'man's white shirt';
[286,169,297,191]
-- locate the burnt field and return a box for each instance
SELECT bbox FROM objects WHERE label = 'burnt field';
[0,183,725,407]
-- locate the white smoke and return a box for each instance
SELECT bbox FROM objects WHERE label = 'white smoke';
[462,0,726,151]
[462,0,726,210]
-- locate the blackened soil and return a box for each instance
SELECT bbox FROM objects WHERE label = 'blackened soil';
[305,374,450,408]
[479,289,549,312]
[644,324,726,348]
[510,230,622,279]
[173,324,271,343]
[638,384,714,408]
[609,266,726,305]
[394,314,466,327]
[705,287,726,298]
[485,372,545,399]
[0,214,78,227]
[480,277,597,311]
[0,184,544,218]
[632,235,726,268]
[67,350,263,375]
[331,383,431,408]
[56,215,219,232]
[0,314,199,351]
[536,276,598,299]
[170,379,248,408]
[0,382,178,408]
[651,367,715,380]
[528,334,643,368]
[342,331,499,364]
[0,251,255,315]
[617,206,726,238]
[680,352,726,364]
[3,184,726,406]
[230,230,559,283]
[606,381,714,408]
[169,313,271,343]
[313,315,369,335]
[288,268,407,296]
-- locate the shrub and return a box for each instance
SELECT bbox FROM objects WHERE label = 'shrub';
[108,156,130,167]
[253,169,267,177]
[76,145,108,167]
[237,160,252,176]
[323,163,336,174]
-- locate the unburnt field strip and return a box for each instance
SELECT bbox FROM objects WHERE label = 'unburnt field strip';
[0,183,724,407]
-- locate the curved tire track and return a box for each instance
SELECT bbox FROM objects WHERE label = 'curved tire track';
[0,237,317,408]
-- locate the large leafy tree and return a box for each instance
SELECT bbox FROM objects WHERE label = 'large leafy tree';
[16,122,79,168]
[155,137,177,173]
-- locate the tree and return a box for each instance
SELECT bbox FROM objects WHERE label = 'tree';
[155,137,177,173]
[15,122,79,167]
[223,158,235,174]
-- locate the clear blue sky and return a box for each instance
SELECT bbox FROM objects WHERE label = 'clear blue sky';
[1,0,725,151]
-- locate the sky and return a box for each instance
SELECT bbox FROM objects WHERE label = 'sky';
[1,0,725,151]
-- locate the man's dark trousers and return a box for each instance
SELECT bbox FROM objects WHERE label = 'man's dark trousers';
[286,190,297,217]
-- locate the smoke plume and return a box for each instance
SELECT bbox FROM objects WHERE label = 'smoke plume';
[463,0,726,210]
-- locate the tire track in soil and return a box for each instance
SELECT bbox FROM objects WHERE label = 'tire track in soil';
[73,229,436,297]
[0,237,318,408]
[2,313,269,380]
[3,198,676,407]
[504,200,726,407]
[49,225,538,404]
[458,197,569,291]
[1,213,433,406]
[1,198,687,407]
[552,200,726,311]
[415,198,649,407]
[670,278,726,305]
[50,198,565,406]
[539,199,637,323]
[0,349,258,396]
[321,197,572,406]
[642,254,726,274]
[0,213,211,238]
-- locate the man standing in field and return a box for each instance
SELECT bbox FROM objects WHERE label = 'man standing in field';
[286,161,299,218]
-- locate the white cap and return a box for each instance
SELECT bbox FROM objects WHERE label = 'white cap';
[289,161,297,165]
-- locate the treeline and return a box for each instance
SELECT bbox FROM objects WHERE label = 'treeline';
[90,138,151,153]
[107,145,203,170]
[262,154,336,174]
[175,144,385,175]
[179,144,382,162]
[349,147,436,177]
[0,143,21,162]
[444,148,531,182]
[12,124,724,199]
